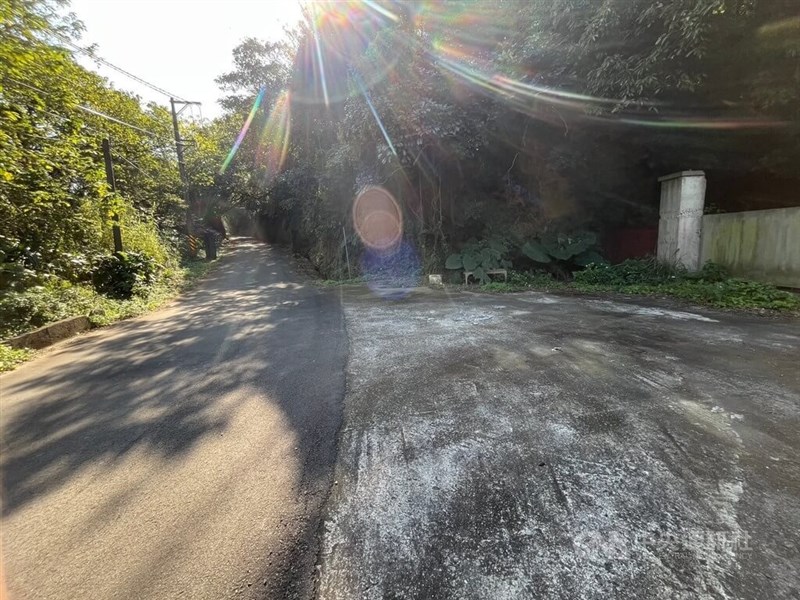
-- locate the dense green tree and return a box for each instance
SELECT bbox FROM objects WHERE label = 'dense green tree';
[493,0,800,211]
[215,38,293,113]
[5,0,798,285]
[1,0,184,287]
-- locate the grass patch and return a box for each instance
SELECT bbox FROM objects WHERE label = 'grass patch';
[478,261,800,313]
[480,272,568,293]
[0,344,35,373]
[572,279,800,311]
[318,276,366,287]
[179,258,219,290]
[662,279,799,310]
[573,259,799,311]
[84,258,220,329]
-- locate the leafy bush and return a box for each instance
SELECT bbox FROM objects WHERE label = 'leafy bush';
[480,282,519,293]
[114,214,175,267]
[0,282,98,336]
[665,279,800,310]
[521,232,605,271]
[446,238,512,284]
[686,261,729,283]
[92,251,158,299]
[574,258,799,311]
[0,261,39,291]
[574,258,733,287]
[508,271,563,288]
[574,257,683,286]
[479,270,567,293]
[0,258,218,341]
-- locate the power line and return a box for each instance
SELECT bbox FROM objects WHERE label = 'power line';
[8,110,174,157]
[114,153,148,174]
[4,77,170,140]
[57,36,189,102]
[77,104,162,138]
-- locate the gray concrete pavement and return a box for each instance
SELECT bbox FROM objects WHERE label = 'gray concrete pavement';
[1,239,346,600]
[318,287,800,599]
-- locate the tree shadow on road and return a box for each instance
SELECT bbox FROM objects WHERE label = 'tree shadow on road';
[1,241,346,520]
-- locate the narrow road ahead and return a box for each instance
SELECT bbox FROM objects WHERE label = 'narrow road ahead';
[1,240,346,600]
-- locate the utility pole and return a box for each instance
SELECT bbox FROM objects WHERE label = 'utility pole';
[342,224,352,279]
[101,138,123,252]
[170,98,201,249]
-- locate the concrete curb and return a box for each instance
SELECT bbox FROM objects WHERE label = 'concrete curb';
[3,316,91,350]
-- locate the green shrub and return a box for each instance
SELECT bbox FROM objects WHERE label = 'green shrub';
[319,276,366,286]
[575,258,736,287]
[0,258,218,340]
[687,261,729,283]
[100,202,176,267]
[0,281,97,336]
[480,282,519,293]
[666,279,800,310]
[520,231,605,271]
[509,271,561,288]
[573,258,798,311]
[92,251,158,299]
[574,257,682,286]
[479,271,567,293]
[0,343,34,372]
[446,238,512,284]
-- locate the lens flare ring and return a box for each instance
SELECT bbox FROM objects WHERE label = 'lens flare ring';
[352,186,402,251]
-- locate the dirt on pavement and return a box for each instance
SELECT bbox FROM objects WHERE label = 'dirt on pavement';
[318,286,800,600]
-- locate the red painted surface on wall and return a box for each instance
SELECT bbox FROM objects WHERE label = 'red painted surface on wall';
[603,228,657,264]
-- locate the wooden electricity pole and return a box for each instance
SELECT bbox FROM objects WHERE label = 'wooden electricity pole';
[101,138,123,252]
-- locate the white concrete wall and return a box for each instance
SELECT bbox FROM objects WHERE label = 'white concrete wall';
[701,207,800,288]
[657,171,706,270]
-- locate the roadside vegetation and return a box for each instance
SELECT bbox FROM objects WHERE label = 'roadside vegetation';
[0,257,217,372]
[318,277,366,287]
[193,1,798,285]
[0,344,34,372]
[479,259,800,312]
[317,254,798,313]
[0,257,217,339]
[1,1,224,370]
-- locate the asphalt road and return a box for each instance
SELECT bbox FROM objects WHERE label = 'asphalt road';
[319,286,800,599]
[1,240,346,600]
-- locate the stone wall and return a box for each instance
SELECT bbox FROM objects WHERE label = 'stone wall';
[701,207,800,288]
[4,316,91,349]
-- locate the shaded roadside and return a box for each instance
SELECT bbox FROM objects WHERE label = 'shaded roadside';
[1,240,346,600]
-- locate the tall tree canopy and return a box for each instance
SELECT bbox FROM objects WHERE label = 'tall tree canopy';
[200,0,797,277]
[1,0,183,286]
[5,0,798,285]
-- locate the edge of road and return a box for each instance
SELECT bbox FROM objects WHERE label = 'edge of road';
[0,246,233,377]
[323,279,799,326]
[306,283,352,599]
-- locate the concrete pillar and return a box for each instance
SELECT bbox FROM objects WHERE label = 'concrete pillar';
[657,170,706,270]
